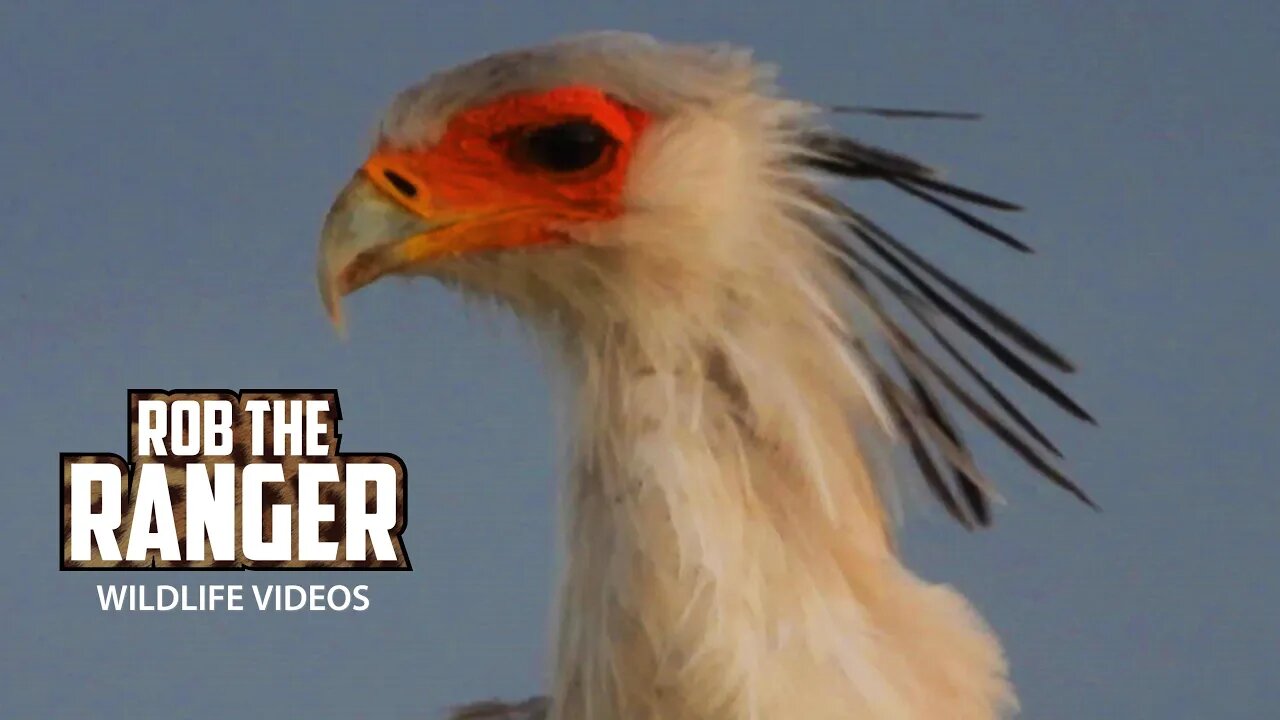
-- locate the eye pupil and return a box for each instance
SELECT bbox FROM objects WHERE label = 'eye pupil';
[519,121,613,173]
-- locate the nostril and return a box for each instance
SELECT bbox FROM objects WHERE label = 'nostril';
[383,170,418,198]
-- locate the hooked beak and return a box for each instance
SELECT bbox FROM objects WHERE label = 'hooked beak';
[317,169,458,333]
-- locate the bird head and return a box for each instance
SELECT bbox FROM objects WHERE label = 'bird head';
[318,32,809,336]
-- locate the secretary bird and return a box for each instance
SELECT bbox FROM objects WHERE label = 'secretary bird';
[318,32,1093,720]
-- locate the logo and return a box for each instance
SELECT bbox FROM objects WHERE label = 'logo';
[61,390,410,570]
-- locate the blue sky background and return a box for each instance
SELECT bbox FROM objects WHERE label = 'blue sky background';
[2,2,1277,718]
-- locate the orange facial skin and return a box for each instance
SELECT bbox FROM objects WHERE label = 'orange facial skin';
[361,86,652,256]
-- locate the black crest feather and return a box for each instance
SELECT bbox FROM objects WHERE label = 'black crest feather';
[796,129,1096,526]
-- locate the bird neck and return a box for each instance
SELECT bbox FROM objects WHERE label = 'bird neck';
[542,304,1008,719]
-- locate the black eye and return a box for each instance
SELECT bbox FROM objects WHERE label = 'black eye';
[516,120,614,173]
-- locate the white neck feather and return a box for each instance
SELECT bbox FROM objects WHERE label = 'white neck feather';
[545,267,1015,719]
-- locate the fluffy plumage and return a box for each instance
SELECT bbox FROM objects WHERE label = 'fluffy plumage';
[328,31,1091,720]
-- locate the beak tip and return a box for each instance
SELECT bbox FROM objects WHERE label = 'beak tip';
[318,259,345,339]
[329,308,349,341]
[321,285,349,341]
